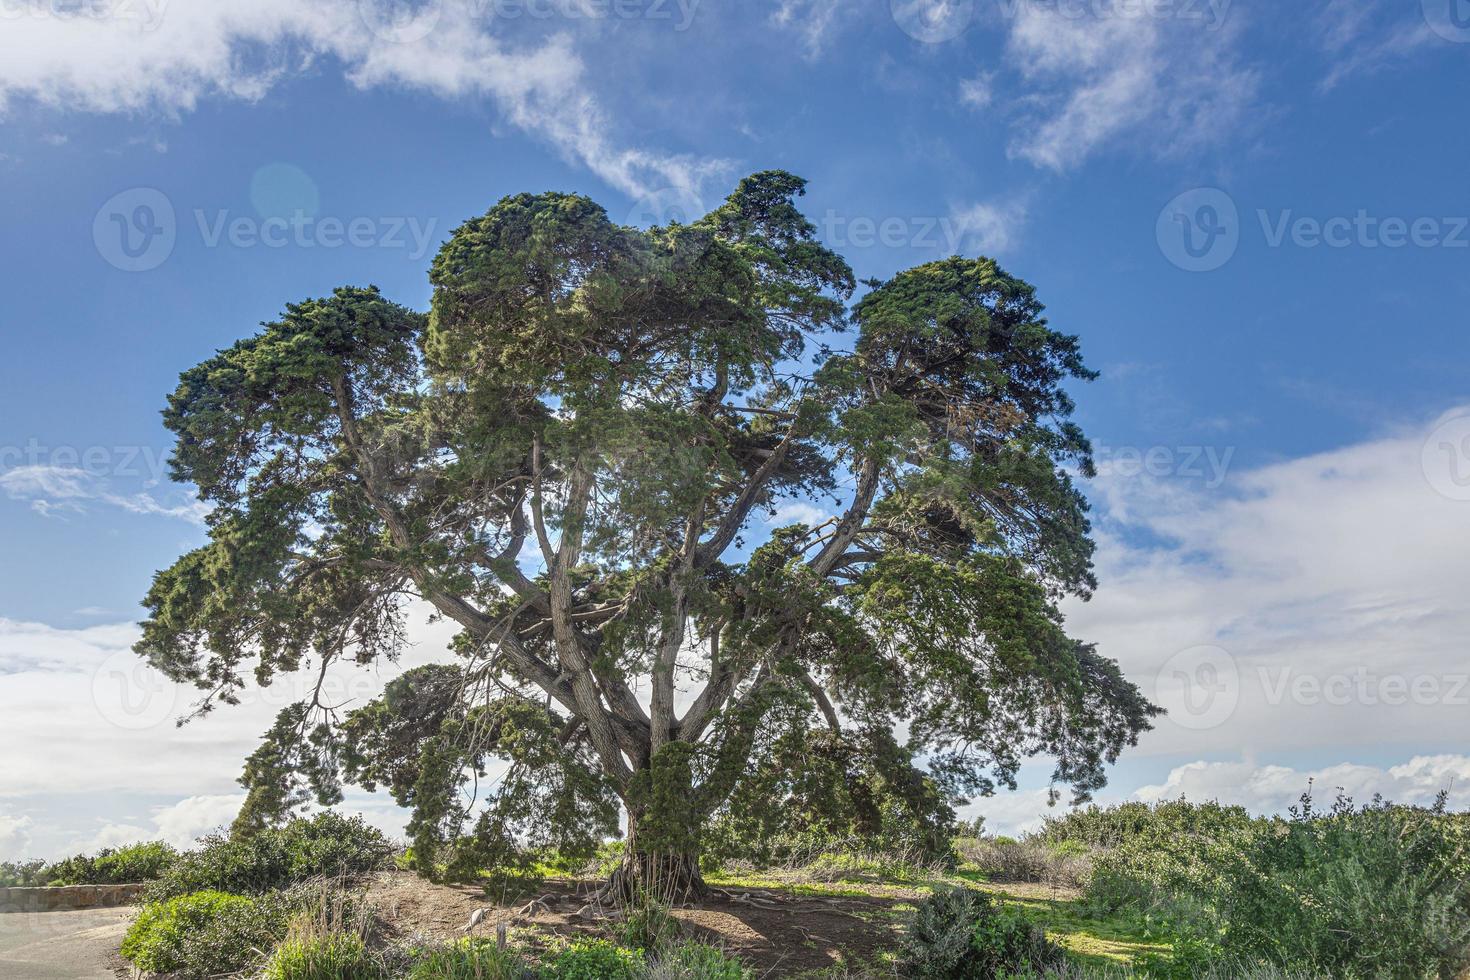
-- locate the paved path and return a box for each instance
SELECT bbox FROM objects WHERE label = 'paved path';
[0,907,133,979]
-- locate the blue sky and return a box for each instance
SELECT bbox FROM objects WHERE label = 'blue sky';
[2,0,1470,857]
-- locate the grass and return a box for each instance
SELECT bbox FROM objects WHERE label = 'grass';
[712,856,1186,975]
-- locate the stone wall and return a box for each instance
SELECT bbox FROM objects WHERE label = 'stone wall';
[0,884,145,913]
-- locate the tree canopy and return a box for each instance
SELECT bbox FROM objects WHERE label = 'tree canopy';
[136,171,1157,895]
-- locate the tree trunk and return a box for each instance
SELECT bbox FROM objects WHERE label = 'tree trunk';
[602,812,708,905]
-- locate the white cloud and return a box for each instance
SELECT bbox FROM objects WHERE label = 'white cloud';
[1137,755,1470,813]
[948,198,1025,255]
[958,71,994,111]
[0,606,457,857]
[149,794,247,848]
[0,0,723,200]
[1065,406,1470,760]
[767,500,832,527]
[770,0,845,58]
[1003,5,1259,171]
[0,807,35,857]
[1313,0,1437,92]
[0,465,210,525]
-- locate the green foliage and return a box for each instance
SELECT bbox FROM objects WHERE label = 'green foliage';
[955,837,1091,889]
[706,724,958,867]
[408,938,536,979]
[547,938,643,979]
[44,840,177,885]
[146,811,391,901]
[120,890,274,977]
[1052,801,1260,928]
[0,859,48,887]
[641,942,751,979]
[614,896,683,952]
[1211,791,1470,978]
[264,932,383,980]
[900,886,1067,978]
[137,173,1155,890]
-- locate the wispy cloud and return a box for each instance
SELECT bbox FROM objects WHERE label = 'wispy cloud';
[949,198,1026,255]
[0,465,210,525]
[770,0,846,58]
[1003,6,1259,171]
[0,0,725,200]
[1313,0,1438,91]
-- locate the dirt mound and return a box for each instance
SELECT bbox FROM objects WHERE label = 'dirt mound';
[363,870,908,974]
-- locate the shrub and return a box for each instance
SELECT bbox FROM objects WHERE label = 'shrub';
[120,890,273,976]
[408,938,536,979]
[1213,791,1470,978]
[46,841,177,885]
[147,811,392,901]
[955,837,1091,889]
[800,848,947,885]
[640,942,751,979]
[899,886,1067,979]
[548,938,643,979]
[264,932,383,980]
[0,859,48,887]
[1039,800,1259,850]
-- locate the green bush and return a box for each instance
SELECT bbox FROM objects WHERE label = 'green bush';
[0,859,48,887]
[147,811,392,901]
[408,938,536,979]
[641,942,751,979]
[899,886,1067,979]
[1213,792,1470,978]
[46,840,177,885]
[120,890,273,977]
[955,837,1091,889]
[548,938,643,979]
[264,931,384,980]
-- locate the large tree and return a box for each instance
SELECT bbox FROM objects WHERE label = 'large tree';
[137,172,1156,898]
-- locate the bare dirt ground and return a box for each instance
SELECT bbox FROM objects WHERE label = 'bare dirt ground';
[365,869,913,975]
